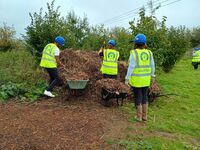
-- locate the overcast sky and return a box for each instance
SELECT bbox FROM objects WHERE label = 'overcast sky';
[0,0,199,37]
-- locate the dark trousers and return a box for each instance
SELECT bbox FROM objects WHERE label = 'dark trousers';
[45,68,59,91]
[192,62,199,69]
[103,74,117,79]
[132,87,149,106]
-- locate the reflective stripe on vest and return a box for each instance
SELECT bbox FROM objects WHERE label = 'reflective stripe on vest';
[40,43,58,68]
[129,49,152,87]
[100,49,119,75]
[192,51,200,62]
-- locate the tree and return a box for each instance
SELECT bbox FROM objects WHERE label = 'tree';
[129,6,190,72]
[24,0,91,63]
[162,26,191,72]
[190,27,200,47]
[65,11,90,49]
[110,27,132,60]
[82,25,110,51]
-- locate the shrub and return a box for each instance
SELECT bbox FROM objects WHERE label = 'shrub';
[24,0,90,63]
[0,23,16,51]
[24,0,68,63]
[162,26,191,72]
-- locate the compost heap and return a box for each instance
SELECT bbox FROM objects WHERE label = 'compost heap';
[58,49,160,101]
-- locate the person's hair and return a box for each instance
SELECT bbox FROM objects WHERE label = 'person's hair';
[108,45,115,49]
[54,41,61,48]
[134,43,147,49]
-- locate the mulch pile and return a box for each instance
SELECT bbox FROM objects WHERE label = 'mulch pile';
[58,49,161,102]
[118,61,128,82]
[59,49,101,81]
[96,79,131,94]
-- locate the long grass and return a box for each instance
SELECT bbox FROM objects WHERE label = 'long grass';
[0,48,46,101]
[0,49,42,84]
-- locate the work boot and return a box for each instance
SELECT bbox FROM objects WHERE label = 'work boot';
[135,105,142,122]
[44,90,55,98]
[142,104,148,121]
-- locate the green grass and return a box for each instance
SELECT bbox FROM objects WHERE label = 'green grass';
[118,136,190,150]
[0,48,46,101]
[0,48,42,84]
[120,57,200,149]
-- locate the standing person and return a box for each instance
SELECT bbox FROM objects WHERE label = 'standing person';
[192,47,200,70]
[98,39,120,79]
[40,36,65,98]
[125,34,155,121]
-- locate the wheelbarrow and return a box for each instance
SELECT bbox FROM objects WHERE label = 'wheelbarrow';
[101,87,128,107]
[66,79,89,99]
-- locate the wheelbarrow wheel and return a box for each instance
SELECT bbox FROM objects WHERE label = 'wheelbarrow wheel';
[65,88,71,101]
[101,99,113,107]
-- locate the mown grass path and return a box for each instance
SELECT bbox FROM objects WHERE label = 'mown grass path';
[119,58,200,149]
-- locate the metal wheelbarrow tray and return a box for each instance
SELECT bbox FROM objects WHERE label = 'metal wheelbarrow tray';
[66,80,89,99]
[67,79,89,90]
[101,87,128,107]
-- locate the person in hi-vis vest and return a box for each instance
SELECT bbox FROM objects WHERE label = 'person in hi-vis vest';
[192,47,200,69]
[98,39,120,79]
[40,36,65,98]
[125,34,155,122]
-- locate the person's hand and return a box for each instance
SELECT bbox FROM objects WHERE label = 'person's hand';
[59,64,66,70]
[125,79,129,85]
[151,75,156,82]
[59,66,64,71]
[98,48,103,55]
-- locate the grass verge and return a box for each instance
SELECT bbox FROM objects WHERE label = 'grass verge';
[119,58,200,149]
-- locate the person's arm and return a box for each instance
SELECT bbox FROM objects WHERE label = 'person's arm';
[98,48,104,57]
[55,56,65,68]
[54,48,65,68]
[192,51,196,56]
[151,54,155,77]
[125,53,136,82]
[117,51,120,60]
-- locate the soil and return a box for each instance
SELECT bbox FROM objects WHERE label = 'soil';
[0,98,133,150]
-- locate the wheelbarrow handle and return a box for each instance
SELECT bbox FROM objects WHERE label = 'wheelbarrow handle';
[61,67,70,73]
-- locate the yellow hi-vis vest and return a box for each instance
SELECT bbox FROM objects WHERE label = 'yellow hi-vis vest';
[100,49,119,75]
[192,50,200,62]
[40,43,58,68]
[129,49,152,87]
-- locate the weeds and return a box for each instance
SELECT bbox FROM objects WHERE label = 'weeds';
[0,81,46,102]
[0,46,46,102]
[0,82,25,101]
